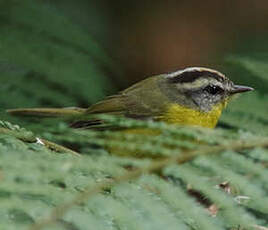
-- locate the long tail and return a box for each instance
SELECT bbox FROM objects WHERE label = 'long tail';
[7,107,87,117]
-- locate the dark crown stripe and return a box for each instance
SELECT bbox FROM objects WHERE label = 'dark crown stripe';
[168,70,224,84]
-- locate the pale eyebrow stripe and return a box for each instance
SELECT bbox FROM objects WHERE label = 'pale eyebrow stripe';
[167,70,225,84]
[175,78,223,90]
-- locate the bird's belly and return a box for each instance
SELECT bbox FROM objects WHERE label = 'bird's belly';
[107,103,225,156]
[159,103,224,128]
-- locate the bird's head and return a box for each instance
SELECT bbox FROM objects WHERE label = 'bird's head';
[163,67,254,113]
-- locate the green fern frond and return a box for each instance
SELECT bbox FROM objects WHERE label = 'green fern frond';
[0,2,267,230]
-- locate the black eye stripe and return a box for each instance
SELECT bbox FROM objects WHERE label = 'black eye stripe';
[204,85,224,95]
[168,70,225,84]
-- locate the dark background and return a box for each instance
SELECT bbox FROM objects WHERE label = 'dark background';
[1,0,268,111]
[95,0,268,80]
[51,0,268,78]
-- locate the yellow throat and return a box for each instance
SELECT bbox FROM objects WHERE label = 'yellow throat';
[159,100,228,128]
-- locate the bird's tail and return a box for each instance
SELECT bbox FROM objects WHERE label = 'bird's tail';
[7,107,87,117]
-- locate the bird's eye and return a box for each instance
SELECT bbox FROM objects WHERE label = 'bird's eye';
[204,85,223,95]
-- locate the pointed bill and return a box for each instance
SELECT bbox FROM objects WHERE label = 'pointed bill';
[230,85,254,94]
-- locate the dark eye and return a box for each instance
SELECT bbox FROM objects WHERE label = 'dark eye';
[204,85,223,95]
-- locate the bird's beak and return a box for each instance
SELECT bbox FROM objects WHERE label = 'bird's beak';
[230,85,254,94]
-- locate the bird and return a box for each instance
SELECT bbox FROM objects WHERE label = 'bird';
[7,67,254,129]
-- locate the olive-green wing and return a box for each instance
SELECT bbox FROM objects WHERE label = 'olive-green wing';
[7,75,167,129]
[86,75,165,118]
[71,75,167,129]
[86,94,127,115]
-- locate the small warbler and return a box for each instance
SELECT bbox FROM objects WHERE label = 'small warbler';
[8,67,253,129]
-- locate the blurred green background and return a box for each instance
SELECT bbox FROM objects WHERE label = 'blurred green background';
[1,2,268,229]
[0,0,268,112]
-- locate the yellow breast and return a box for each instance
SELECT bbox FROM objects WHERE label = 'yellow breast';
[109,101,227,156]
[158,101,227,128]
